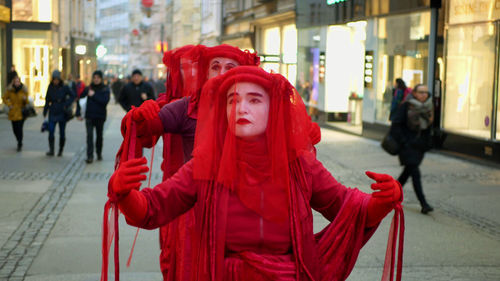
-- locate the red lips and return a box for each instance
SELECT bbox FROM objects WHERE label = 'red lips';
[236,118,251,124]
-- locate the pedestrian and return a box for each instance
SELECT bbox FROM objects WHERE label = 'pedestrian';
[2,76,28,151]
[118,69,155,111]
[43,70,75,156]
[108,66,403,281]
[76,70,110,163]
[75,75,86,99]
[7,65,18,85]
[391,84,434,214]
[389,78,412,121]
[110,75,124,104]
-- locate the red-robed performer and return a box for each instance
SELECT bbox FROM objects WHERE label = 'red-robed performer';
[110,66,404,281]
[133,44,261,280]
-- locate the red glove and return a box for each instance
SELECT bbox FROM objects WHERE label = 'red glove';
[309,122,321,145]
[110,157,149,225]
[365,171,403,227]
[111,157,149,195]
[132,100,161,122]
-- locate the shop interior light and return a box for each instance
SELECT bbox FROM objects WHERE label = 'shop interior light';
[75,45,87,55]
[96,45,108,58]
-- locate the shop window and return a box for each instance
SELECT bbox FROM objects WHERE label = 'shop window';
[443,23,495,139]
[263,27,281,55]
[12,0,55,22]
[374,12,430,123]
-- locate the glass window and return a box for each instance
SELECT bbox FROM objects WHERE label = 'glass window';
[12,0,54,22]
[443,23,495,139]
[13,29,52,107]
[374,12,430,123]
[263,27,281,55]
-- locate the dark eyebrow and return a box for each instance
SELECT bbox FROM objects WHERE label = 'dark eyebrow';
[210,60,220,65]
[227,92,238,99]
[248,92,263,97]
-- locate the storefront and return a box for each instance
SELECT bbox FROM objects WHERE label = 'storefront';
[296,0,366,122]
[72,39,98,84]
[12,29,53,106]
[440,0,500,161]
[8,0,61,106]
[256,19,298,85]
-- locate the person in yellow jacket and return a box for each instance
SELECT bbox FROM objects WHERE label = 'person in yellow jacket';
[2,76,28,151]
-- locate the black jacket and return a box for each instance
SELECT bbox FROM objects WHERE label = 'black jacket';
[391,102,432,166]
[118,81,155,111]
[43,83,75,122]
[76,83,110,120]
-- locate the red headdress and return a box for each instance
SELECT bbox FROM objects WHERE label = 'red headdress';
[157,45,195,106]
[182,44,260,118]
[193,66,313,223]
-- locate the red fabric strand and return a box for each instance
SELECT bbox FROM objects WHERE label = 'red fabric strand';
[101,110,144,281]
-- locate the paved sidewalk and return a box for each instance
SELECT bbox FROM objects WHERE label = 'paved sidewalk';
[0,104,499,281]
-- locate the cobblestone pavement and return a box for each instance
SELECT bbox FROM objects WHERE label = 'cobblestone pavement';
[0,104,499,281]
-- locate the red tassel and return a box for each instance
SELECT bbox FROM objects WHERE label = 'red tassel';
[381,204,405,281]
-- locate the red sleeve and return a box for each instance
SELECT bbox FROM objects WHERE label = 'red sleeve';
[138,160,198,229]
[306,155,367,222]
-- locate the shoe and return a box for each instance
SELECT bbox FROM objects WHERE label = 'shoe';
[46,151,54,156]
[85,158,93,164]
[16,144,22,152]
[57,150,63,157]
[97,155,103,161]
[421,205,434,214]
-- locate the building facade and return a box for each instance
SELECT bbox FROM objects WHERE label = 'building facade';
[96,0,130,78]
[222,0,298,84]
[8,0,66,106]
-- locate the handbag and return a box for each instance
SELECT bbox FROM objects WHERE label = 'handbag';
[22,104,37,119]
[65,101,76,121]
[41,119,49,132]
[381,132,400,155]
[78,96,87,118]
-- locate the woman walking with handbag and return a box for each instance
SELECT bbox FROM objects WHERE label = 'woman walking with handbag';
[391,84,434,214]
[43,70,75,156]
[2,76,28,151]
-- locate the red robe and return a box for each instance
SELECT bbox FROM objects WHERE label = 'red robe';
[128,153,377,281]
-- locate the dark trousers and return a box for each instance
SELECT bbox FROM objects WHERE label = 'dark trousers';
[397,164,429,207]
[48,120,66,140]
[11,120,24,145]
[86,118,105,159]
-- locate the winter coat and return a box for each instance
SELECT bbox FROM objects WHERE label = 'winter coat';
[76,83,110,120]
[118,81,155,111]
[43,83,75,122]
[2,84,28,121]
[391,97,433,166]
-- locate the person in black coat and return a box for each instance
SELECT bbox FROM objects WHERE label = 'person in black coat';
[76,70,110,163]
[391,84,434,214]
[118,69,155,111]
[43,70,75,156]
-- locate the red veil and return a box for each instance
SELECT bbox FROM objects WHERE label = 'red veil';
[158,45,261,281]
[189,66,403,281]
[181,44,261,119]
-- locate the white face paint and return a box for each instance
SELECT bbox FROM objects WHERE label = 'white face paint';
[226,82,270,140]
[207,57,239,79]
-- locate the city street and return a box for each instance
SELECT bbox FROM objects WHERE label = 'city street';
[0,103,499,281]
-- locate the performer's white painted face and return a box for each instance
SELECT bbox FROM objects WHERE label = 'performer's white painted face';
[227,82,270,140]
[208,57,239,79]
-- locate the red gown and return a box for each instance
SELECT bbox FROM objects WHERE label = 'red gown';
[128,153,377,281]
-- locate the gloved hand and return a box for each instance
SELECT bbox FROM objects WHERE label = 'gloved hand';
[309,122,321,145]
[132,100,160,122]
[111,157,149,196]
[365,171,403,227]
[110,157,150,225]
